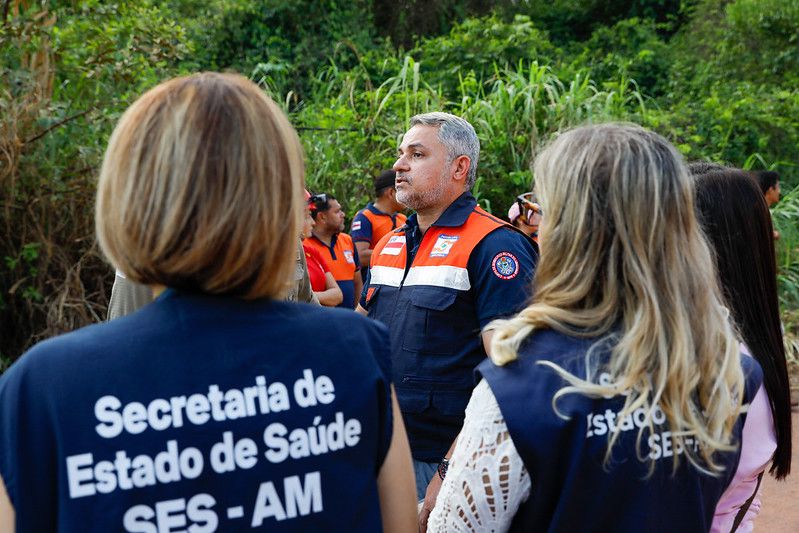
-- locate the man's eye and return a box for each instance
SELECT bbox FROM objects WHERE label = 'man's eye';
[412,152,423,158]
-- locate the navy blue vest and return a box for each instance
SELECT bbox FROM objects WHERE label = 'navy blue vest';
[0,290,392,532]
[366,203,510,462]
[477,329,763,532]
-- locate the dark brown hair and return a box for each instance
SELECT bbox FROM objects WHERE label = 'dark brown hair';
[755,170,780,195]
[694,168,792,479]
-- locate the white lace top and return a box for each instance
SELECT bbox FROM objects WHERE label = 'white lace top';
[427,380,531,532]
[427,374,774,533]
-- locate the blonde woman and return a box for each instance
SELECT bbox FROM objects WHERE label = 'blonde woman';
[0,73,416,532]
[428,124,768,531]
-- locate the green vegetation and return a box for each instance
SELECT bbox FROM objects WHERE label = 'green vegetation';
[2,0,798,361]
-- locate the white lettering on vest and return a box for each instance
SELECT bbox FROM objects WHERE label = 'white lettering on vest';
[93,376,292,439]
[251,472,323,526]
[263,412,362,463]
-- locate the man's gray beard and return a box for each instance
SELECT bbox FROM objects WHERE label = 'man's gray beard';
[397,189,439,211]
[396,175,447,211]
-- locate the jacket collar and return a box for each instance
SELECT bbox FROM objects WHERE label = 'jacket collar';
[309,232,338,248]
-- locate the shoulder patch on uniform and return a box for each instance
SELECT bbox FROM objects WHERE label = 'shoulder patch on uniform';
[352,220,362,231]
[491,252,520,280]
[430,235,459,257]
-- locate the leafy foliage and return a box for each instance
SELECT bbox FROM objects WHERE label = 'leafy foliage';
[175,0,376,98]
[1,0,799,361]
[410,15,557,95]
[290,57,648,216]
[1,1,190,357]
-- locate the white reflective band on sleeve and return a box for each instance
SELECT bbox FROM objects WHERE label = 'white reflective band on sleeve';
[404,265,471,291]
[369,266,405,287]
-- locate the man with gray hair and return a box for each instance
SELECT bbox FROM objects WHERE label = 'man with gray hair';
[358,112,538,507]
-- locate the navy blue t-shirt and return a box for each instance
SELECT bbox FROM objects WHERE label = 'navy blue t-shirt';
[0,290,392,532]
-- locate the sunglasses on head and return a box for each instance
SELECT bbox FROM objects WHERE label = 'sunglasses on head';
[308,193,331,211]
[516,193,542,225]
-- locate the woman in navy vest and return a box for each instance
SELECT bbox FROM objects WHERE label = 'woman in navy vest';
[0,73,416,532]
[693,167,792,528]
[429,123,771,532]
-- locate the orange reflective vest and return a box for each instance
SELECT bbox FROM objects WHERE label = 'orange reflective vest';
[353,204,408,248]
[367,206,505,296]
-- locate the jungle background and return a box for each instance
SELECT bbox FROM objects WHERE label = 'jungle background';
[1,0,798,370]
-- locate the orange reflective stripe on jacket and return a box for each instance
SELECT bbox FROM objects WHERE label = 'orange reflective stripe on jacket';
[369,206,507,292]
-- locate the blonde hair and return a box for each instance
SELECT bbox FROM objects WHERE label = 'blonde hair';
[489,123,745,474]
[96,72,305,299]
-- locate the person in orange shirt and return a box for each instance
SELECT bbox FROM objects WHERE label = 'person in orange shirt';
[301,199,344,307]
[304,193,362,308]
[351,170,407,281]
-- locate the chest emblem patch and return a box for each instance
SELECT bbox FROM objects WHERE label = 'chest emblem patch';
[492,252,520,280]
[381,235,406,256]
[430,235,459,257]
[343,249,355,264]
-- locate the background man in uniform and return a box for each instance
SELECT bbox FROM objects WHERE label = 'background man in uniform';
[304,193,362,309]
[358,112,538,503]
[351,170,407,281]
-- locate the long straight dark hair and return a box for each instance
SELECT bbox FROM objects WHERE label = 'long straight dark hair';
[694,168,792,479]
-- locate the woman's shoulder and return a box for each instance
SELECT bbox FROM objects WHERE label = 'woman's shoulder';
[484,329,603,369]
[275,302,392,376]
[518,328,601,356]
[0,319,116,400]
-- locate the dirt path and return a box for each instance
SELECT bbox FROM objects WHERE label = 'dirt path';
[754,410,799,531]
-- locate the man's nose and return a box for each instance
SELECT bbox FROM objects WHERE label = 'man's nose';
[393,155,408,172]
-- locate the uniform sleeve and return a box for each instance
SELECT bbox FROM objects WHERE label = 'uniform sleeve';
[468,228,538,328]
[350,238,361,269]
[710,383,776,532]
[350,211,373,244]
[359,269,371,308]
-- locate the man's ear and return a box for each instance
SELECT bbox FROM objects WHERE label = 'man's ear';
[450,155,471,185]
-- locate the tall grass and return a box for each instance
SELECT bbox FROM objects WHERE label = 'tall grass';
[772,185,799,362]
[284,57,650,215]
